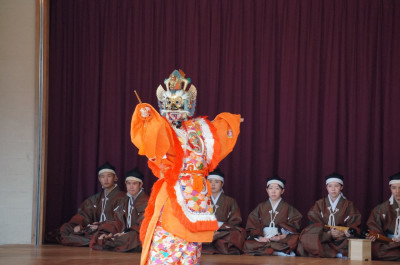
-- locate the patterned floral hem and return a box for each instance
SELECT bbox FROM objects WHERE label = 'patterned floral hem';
[147,219,202,264]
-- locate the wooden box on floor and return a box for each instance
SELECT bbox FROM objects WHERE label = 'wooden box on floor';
[348,239,371,261]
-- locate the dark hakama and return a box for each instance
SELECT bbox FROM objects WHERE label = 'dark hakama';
[367,200,400,261]
[297,196,361,258]
[243,199,302,256]
[90,191,149,252]
[59,186,125,246]
[202,193,246,255]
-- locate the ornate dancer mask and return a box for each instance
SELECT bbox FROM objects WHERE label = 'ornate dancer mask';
[156,69,197,127]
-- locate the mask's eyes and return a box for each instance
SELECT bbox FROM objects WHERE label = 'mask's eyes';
[167,100,172,105]
[175,100,180,104]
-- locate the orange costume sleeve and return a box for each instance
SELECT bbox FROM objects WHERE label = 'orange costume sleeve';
[212,112,241,164]
[130,103,176,172]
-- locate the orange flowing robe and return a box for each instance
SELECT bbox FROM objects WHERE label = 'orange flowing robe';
[130,103,241,264]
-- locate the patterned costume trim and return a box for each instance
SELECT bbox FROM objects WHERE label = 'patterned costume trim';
[147,220,202,264]
[197,118,214,164]
[173,180,217,223]
[140,117,220,243]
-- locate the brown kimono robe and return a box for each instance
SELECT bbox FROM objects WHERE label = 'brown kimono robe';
[90,191,149,252]
[367,200,400,261]
[59,186,126,246]
[297,196,362,258]
[202,193,246,255]
[243,199,302,256]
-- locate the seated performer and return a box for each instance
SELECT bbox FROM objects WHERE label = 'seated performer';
[202,168,246,255]
[90,168,149,252]
[131,70,242,265]
[366,172,400,261]
[297,172,362,258]
[243,176,302,256]
[59,162,126,246]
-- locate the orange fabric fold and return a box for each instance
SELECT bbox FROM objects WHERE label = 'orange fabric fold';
[211,112,241,162]
[130,103,174,167]
[162,198,215,242]
[131,105,242,265]
[140,182,169,265]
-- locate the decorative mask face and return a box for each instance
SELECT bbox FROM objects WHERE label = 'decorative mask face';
[166,95,184,111]
[156,70,197,127]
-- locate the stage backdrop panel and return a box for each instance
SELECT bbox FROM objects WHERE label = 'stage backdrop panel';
[46,0,400,235]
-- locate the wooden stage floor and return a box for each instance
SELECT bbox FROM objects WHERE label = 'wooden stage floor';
[0,244,394,265]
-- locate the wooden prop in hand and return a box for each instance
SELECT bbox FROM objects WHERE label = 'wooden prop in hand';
[324,225,356,235]
[365,230,393,243]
